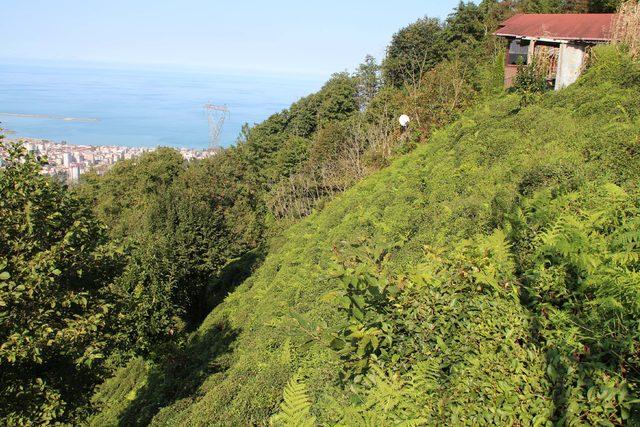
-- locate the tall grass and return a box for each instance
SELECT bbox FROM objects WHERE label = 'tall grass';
[612,0,640,58]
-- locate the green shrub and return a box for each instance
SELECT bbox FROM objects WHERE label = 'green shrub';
[510,183,640,424]
[0,141,123,424]
[513,60,550,106]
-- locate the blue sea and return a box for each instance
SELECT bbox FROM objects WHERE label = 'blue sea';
[0,61,325,149]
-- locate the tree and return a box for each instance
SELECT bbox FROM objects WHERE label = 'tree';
[589,0,624,12]
[102,147,266,355]
[308,121,350,166]
[287,94,321,138]
[515,0,566,13]
[477,0,513,33]
[273,136,311,180]
[353,55,382,110]
[78,147,185,241]
[0,140,123,424]
[444,1,487,49]
[317,72,359,124]
[382,17,447,88]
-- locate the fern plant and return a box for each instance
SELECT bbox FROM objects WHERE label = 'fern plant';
[328,233,552,424]
[512,183,640,424]
[270,373,316,427]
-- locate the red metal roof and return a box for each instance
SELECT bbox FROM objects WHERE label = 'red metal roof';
[494,13,615,41]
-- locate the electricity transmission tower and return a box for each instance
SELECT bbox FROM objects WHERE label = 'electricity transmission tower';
[203,103,230,152]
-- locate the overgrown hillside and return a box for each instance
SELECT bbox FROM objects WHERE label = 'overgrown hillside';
[91,46,640,425]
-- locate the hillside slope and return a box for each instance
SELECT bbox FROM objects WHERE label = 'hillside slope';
[91,47,640,425]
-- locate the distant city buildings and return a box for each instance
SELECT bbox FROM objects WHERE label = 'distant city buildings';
[62,152,72,167]
[69,165,81,182]
[2,138,213,182]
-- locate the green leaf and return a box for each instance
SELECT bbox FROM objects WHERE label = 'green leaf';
[330,338,346,351]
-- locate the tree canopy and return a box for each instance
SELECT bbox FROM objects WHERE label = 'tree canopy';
[0,140,123,423]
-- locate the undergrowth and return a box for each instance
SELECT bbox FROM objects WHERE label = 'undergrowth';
[90,46,640,425]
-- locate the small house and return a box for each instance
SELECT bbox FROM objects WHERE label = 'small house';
[494,13,614,89]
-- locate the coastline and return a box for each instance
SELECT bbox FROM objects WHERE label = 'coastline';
[1,135,212,182]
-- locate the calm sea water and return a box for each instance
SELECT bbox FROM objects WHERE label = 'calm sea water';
[0,62,324,149]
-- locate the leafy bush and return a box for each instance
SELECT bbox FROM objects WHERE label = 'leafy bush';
[513,60,550,106]
[510,183,640,424]
[0,141,123,424]
[329,233,551,425]
[327,183,640,424]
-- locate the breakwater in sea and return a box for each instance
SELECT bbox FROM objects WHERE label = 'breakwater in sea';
[0,112,99,123]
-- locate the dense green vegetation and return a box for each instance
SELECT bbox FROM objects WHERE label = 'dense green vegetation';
[73,0,507,365]
[88,46,640,425]
[0,142,124,424]
[1,0,637,425]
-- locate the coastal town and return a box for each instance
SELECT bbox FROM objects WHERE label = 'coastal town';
[3,137,213,182]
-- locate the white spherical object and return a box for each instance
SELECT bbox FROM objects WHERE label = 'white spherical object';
[399,114,411,127]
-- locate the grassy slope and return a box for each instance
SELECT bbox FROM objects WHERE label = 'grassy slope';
[91,48,640,425]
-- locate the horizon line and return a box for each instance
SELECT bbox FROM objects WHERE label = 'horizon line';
[0,56,340,80]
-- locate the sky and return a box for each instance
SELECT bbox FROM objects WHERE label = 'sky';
[1,0,464,77]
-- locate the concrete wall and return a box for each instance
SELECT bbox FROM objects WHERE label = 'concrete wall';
[555,43,586,90]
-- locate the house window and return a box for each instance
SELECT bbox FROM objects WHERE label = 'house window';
[507,39,529,65]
